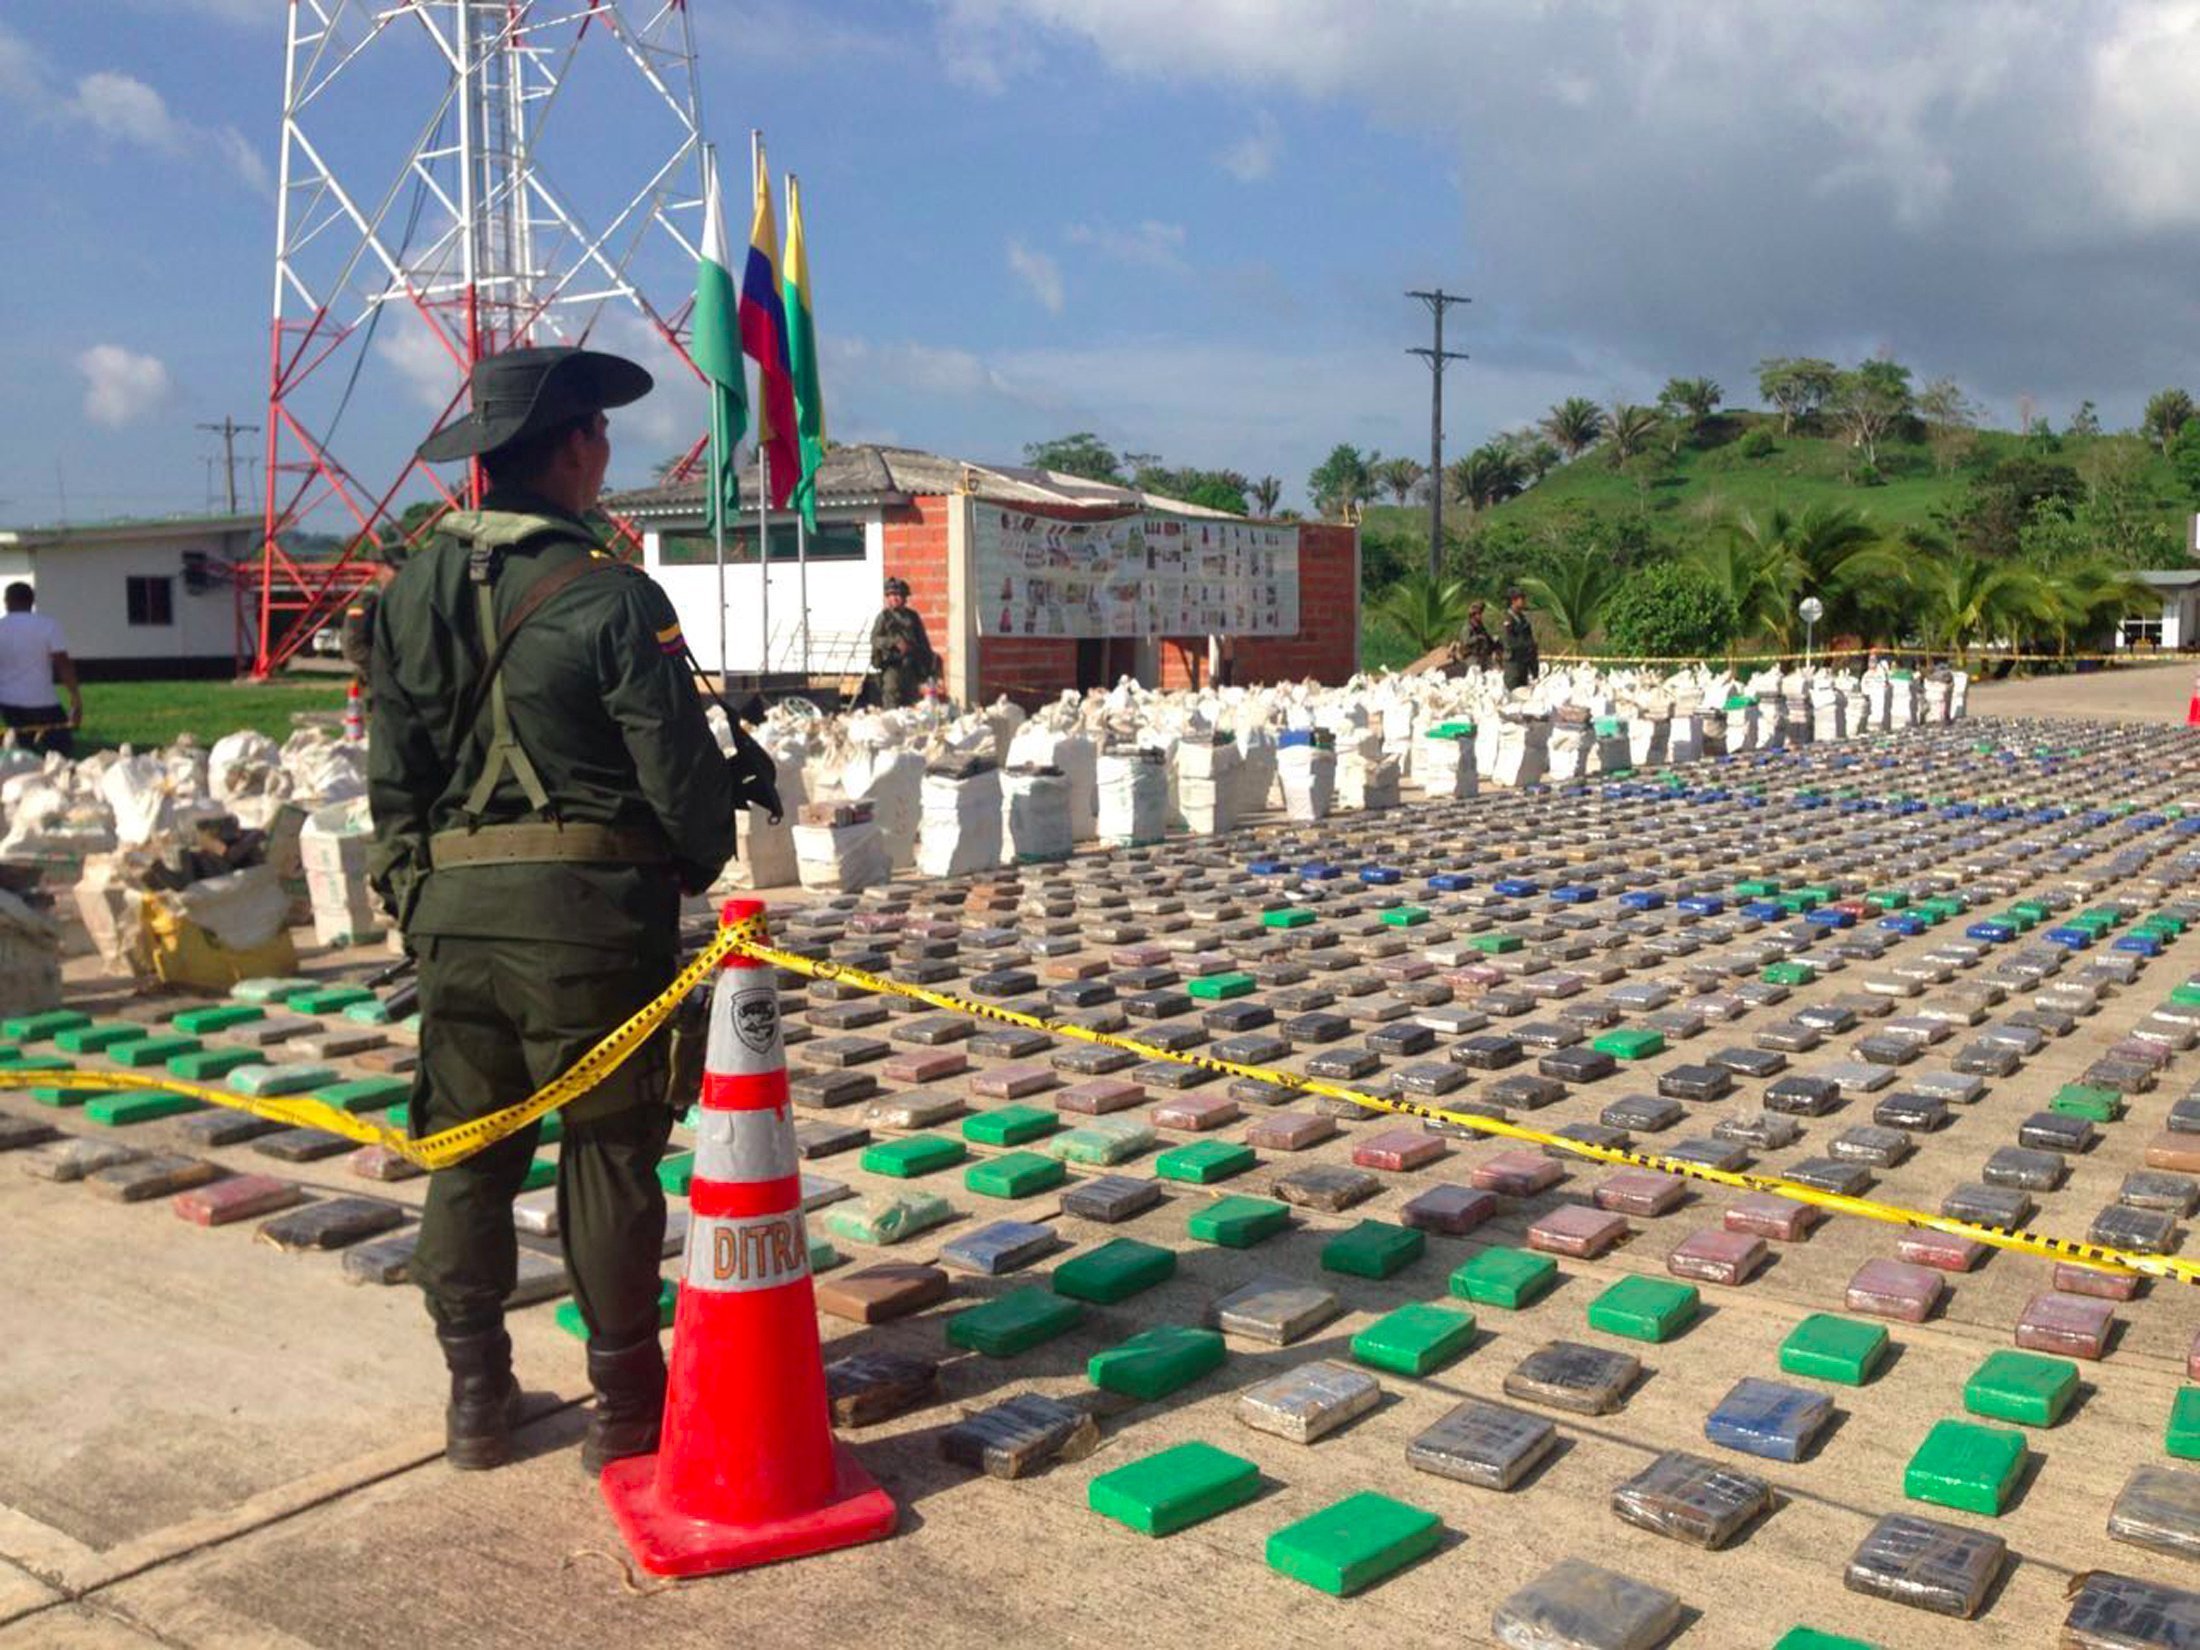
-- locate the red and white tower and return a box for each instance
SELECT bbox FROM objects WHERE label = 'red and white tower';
[248,0,714,675]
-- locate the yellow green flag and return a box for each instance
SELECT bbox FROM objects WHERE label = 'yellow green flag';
[781,173,826,532]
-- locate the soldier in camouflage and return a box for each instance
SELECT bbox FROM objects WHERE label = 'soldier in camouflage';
[870,577,937,708]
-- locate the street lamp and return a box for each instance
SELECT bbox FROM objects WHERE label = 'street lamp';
[1799,596,1825,668]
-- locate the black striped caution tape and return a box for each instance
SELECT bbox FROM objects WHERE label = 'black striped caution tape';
[732,935,2200,1287]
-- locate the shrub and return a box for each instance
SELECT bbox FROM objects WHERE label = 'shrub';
[1602,561,1740,659]
[1738,429,1776,459]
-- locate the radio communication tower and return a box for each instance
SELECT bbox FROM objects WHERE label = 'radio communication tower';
[250,0,713,674]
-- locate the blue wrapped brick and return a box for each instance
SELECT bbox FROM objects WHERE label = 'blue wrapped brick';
[1704,1376,1833,1464]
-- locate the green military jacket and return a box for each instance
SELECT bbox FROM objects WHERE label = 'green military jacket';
[366,491,736,948]
[871,603,935,708]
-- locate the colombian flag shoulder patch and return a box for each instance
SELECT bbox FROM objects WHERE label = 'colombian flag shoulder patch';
[656,621,684,656]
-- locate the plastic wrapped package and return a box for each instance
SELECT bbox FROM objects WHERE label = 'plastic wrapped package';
[1275,739,1336,822]
[0,886,61,1013]
[841,745,923,870]
[1235,1359,1381,1443]
[1502,1341,1640,1415]
[1406,1398,1557,1490]
[1843,1511,2005,1619]
[1000,766,1073,862]
[2107,1464,2200,1563]
[1213,1277,1339,1345]
[2063,1570,2200,1649]
[1491,1558,1684,1650]
[1610,1449,1773,1548]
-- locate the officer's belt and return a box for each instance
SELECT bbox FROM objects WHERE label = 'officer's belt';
[428,822,670,868]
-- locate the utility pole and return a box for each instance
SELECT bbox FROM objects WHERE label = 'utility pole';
[1406,289,1470,578]
[196,416,259,515]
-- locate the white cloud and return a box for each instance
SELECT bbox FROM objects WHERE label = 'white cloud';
[0,32,268,192]
[1005,238,1065,313]
[76,345,173,428]
[1216,109,1282,182]
[929,2,2200,417]
[1064,219,1187,271]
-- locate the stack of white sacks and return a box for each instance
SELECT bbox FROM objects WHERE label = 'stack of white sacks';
[684,657,1966,892]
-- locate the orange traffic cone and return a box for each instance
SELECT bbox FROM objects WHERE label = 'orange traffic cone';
[2189,669,2200,727]
[600,899,897,1576]
[342,679,365,742]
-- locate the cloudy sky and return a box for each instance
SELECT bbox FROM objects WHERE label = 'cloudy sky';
[8,0,2200,528]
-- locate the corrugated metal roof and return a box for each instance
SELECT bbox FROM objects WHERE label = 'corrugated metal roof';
[606,443,1237,521]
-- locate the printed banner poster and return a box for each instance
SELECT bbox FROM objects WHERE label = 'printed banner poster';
[971,507,1301,639]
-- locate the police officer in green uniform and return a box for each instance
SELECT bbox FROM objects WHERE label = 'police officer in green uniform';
[367,346,736,1474]
[1502,586,1540,693]
[870,577,936,708]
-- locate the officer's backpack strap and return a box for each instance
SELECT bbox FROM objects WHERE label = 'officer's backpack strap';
[453,527,619,824]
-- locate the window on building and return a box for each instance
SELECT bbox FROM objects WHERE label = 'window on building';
[659,521,868,566]
[126,575,174,627]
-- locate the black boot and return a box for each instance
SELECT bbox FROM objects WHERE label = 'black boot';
[437,1325,521,1471]
[581,1336,666,1476]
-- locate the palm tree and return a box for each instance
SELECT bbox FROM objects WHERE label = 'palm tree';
[1659,376,1723,423]
[1375,456,1427,506]
[1540,397,1605,459]
[1520,542,1626,648]
[1604,402,1662,465]
[1684,536,1789,649]
[1908,553,2057,662]
[1446,444,1526,512]
[1250,475,1283,516]
[1368,570,1472,654]
[1725,502,1901,646]
[1514,436,1563,483]
[2030,557,2151,656]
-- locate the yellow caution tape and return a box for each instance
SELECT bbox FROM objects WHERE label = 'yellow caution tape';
[1537,646,2159,667]
[731,935,2200,1287]
[28,918,755,1171]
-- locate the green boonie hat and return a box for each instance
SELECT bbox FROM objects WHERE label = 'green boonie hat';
[415,345,653,463]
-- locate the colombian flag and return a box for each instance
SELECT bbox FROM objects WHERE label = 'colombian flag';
[740,138,800,511]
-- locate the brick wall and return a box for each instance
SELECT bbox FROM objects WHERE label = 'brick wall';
[879,496,954,680]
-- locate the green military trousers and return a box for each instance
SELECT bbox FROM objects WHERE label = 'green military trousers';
[409,934,678,1347]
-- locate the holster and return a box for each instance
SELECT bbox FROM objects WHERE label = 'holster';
[727,722,784,825]
[662,986,710,1115]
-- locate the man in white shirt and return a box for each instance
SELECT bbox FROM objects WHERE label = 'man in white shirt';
[0,583,82,757]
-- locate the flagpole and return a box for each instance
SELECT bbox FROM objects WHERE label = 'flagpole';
[788,168,811,679]
[752,128,770,684]
[706,147,728,687]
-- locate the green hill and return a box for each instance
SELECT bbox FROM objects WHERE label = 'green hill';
[1354,412,2192,668]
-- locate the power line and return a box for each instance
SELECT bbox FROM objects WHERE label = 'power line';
[1407,288,1470,579]
[196,416,261,515]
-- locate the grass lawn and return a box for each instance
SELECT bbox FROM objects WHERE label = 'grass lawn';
[76,677,351,754]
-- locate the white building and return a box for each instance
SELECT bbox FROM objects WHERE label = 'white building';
[0,514,255,676]
[2123,569,2200,651]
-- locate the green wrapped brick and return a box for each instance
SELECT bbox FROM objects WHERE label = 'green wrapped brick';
[171,1004,264,1035]
[84,1090,206,1126]
[110,1035,201,1069]
[1,1010,90,1042]
[1053,1237,1176,1303]
[962,1105,1058,1146]
[1262,908,1315,929]
[2169,1387,2200,1460]
[1087,1441,1259,1536]
[1187,1195,1289,1248]
[167,1048,263,1082]
[1322,1219,1425,1279]
[519,1156,556,1193]
[283,985,375,1014]
[2049,1084,2122,1124]
[1587,1275,1700,1344]
[1186,972,1256,1000]
[1265,1492,1441,1596]
[1154,1139,1256,1185]
[1350,1303,1475,1376]
[1450,1246,1557,1309]
[1779,1313,1889,1386]
[657,1150,695,1196]
[1903,1418,2025,1515]
[861,1135,968,1178]
[1378,906,1430,928]
[1964,1350,2078,1427]
[318,1076,414,1114]
[55,1022,152,1055]
[1593,1028,1665,1061]
[556,1278,675,1340]
[1088,1324,1224,1400]
[947,1287,1084,1357]
[965,1150,1067,1199]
